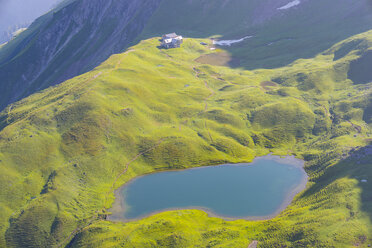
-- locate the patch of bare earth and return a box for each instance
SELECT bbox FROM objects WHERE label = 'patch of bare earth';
[260,81,278,91]
[195,51,240,67]
[248,240,259,248]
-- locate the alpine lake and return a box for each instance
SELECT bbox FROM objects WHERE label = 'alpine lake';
[109,155,308,221]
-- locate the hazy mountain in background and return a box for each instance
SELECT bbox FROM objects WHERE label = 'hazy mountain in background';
[0,0,62,43]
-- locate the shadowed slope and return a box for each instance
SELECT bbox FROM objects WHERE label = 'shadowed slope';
[348,50,372,85]
[141,0,372,70]
[0,0,162,111]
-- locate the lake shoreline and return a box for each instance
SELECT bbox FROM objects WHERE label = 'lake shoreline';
[108,154,308,223]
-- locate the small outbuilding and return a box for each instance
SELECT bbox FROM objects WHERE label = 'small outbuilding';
[161,33,183,49]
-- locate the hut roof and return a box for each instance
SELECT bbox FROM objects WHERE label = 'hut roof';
[163,33,178,39]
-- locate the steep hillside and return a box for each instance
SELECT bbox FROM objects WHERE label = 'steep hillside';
[0,0,162,111]
[1,0,371,112]
[0,30,371,247]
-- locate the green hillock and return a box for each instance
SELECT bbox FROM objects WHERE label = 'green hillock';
[0,30,371,247]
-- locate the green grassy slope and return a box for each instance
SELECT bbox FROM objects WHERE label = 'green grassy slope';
[0,30,371,247]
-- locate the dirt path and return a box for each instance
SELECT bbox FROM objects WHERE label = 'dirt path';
[204,80,215,111]
[248,240,259,248]
[65,49,134,96]
[109,139,165,193]
[191,68,216,107]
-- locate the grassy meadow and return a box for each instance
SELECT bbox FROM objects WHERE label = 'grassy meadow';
[0,30,371,247]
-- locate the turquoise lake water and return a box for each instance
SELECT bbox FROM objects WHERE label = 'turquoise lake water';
[110,156,307,220]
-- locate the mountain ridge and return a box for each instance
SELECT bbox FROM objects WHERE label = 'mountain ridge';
[0,0,162,111]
